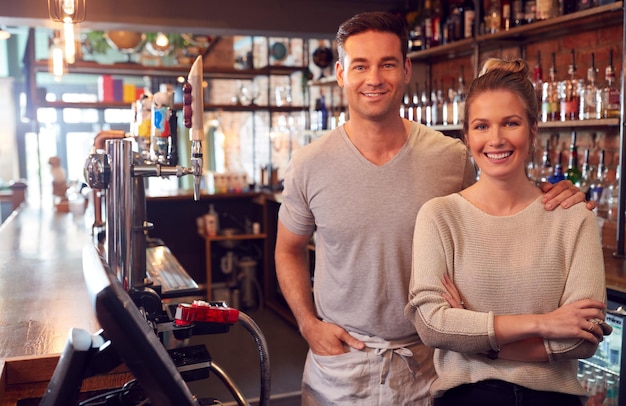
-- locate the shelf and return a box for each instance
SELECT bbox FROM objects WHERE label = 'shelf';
[538,118,620,129]
[430,118,619,132]
[33,60,307,79]
[308,76,338,87]
[204,233,267,242]
[408,2,624,62]
[38,100,308,112]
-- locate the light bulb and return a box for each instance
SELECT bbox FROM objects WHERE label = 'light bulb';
[155,32,169,47]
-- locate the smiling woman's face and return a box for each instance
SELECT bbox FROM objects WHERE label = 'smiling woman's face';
[466,89,535,182]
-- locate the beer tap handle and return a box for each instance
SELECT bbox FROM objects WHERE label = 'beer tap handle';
[186,56,205,201]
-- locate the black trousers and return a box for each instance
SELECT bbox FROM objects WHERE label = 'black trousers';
[433,379,584,406]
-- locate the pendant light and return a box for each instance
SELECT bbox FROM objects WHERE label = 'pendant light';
[48,0,86,24]
[0,27,10,40]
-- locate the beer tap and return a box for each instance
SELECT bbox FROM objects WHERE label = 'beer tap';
[83,55,206,290]
[185,55,204,201]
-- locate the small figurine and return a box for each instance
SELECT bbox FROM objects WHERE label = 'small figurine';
[48,156,69,212]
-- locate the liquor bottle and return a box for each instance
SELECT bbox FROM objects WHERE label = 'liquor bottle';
[524,0,537,24]
[485,0,501,34]
[501,0,512,30]
[422,0,434,49]
[532,50,543,115]
[431,79,440,125]
[560,49,581,121]
[511,0,525,26]
[565,131,582,186]
[547,151,565,184]
[590,149,608,217]
[444,78,456,126]
[406,85,415,121]
[453,66,466,125]
[401,86,410,119]
[541,52,560,122]
[580,52,600,120]
[423,80,432,125]
[607,164,620,221]
[601,49,620,119]
[413,83,423,123]
[436,80,445,125]
[536,0,559,20]
[579,148,592,196]
[461,0,476,38]
[409,25,424,52]
[319,94,329,130]
[602,380,618,406]
[447,0,463,42]
[539,138,553,183]
[431,0,446,47]
[562,0,577,14]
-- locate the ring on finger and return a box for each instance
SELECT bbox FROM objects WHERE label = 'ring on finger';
[585,321,594,332]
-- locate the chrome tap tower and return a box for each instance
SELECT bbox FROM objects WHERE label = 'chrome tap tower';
[84,56,205,290]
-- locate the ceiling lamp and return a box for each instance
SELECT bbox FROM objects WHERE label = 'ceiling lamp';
[48,0,86,24]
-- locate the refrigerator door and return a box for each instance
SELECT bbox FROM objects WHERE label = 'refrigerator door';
[579,296,626,406]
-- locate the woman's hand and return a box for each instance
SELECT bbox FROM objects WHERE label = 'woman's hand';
[441,274,465,309]
[537,299,607,343]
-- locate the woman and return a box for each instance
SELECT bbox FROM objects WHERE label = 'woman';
[404,58,612,406]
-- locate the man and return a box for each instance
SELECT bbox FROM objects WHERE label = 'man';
[275,11,586,405]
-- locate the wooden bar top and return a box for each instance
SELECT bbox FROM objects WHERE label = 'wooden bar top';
[0,205,98,361]
[0,204,107,404]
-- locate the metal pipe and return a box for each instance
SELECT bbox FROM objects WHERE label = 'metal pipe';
[106,139,134,289]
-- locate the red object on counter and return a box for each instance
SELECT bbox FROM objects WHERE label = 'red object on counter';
[175,301,240,326]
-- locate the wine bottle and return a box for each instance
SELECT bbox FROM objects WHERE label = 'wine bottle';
[601,49,620,119]
[565,131,582,186]
[560,49,581,121]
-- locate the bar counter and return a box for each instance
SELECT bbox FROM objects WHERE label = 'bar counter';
[1,202,626,403]
[0,205,130,405]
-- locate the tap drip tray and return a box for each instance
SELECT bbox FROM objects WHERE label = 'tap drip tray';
[145,239,201,298]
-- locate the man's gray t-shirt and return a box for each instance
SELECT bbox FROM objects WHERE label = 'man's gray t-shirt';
[279,122,476,341]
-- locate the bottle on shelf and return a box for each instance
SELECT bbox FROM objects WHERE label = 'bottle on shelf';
[601,49,620,119]
[602,379,618,406]
[436,80,445,125]
[501,0,512,30]
[430,79,440,125]
[484,0,502,34]
[580,52,601,120]
[422,0,435,49]
[590,149,608,217]
[446,0,463,43]
[431,0,446,48]
[421,81,431,125]
[460,0,476,38]
[580,148,592,196]
[607,164,620,222]
[565,131,582,186]
[401,86,411,119]
[444,78,456,126]
[413,83,423,123]
[562,0,577,14]
[524,0,537,24]
[511,0,525,26]
[453,66,466,125]
[532,50,543,115]
[319,94,329,130]
[541,52,560,122]
[560,49,581,121]
[539,138,553,183]
[536,0,559,20]
[547,150,565,184]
